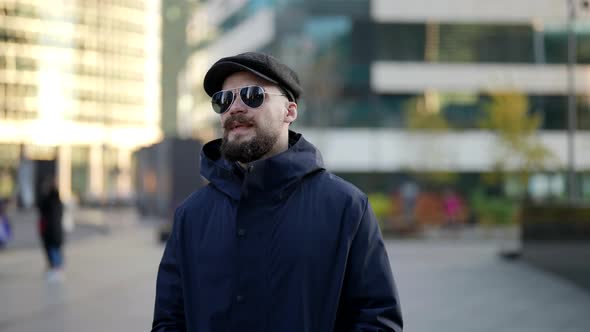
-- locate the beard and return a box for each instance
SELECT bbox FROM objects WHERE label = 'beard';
[220,114,280,163]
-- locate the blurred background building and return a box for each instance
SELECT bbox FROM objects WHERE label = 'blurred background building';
[0,0,161,206]
[2,0,590,225]
[1,3,589,327]
[161,0,191,137]
[178,0,590,221]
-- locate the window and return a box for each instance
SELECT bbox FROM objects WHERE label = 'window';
[376,23,536,63]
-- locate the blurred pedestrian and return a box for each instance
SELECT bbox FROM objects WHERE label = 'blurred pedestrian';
[400,180,419,225]
[152,52,403,332]
[443,188,463,228]
[37,177,65,282]
[0,199,12,248]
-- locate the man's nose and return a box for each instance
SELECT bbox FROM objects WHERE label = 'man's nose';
[227,94,247,115]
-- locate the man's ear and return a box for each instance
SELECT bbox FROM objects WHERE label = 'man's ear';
[285,102,298,124]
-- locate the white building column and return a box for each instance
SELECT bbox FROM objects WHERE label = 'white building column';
[89,144,104,200]
[117,148,133,200]
[57,144,72,202]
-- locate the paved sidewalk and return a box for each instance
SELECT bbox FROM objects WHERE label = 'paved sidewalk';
[1,206,160,251]
[1,209,105,252]
[0,223,162,332]
[1,221,589,332]
[391,239,590,332]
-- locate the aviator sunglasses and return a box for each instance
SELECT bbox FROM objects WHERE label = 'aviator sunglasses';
[211,85,287,114]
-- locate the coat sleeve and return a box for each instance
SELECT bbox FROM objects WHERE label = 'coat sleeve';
[152,208,186,332]
[337,199,403,332]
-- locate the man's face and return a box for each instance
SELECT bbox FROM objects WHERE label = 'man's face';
[219,71,289,163]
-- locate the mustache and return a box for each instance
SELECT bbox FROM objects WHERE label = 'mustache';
[223,114,255,130]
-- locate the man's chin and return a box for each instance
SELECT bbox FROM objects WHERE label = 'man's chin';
[226,130,254,143]
[222,135,249,150]
[221,127,278,163]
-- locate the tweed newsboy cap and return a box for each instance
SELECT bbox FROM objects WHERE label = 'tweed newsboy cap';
[203,52,302,102]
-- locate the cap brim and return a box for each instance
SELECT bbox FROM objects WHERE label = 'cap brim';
[204,61,280,97]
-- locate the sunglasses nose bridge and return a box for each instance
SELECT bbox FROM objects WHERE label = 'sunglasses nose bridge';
[215,86,265,114]
[225,89,247,114]
[232,87,260,110]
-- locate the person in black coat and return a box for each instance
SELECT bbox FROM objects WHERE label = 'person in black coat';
[37,177,65,280]
[152,52,403,332]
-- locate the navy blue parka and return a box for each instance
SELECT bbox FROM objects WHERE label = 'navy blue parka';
[152,131,403,332]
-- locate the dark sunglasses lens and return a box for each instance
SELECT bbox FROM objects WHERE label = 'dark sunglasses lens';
[211,91,234,114]
[240,86,265,108]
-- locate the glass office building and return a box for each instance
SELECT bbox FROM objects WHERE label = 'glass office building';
[183,0,590,198]
[0,0,161,203]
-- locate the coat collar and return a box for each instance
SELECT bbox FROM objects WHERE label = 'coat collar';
[201,131,325,201]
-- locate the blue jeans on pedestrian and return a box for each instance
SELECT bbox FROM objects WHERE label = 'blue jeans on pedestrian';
[48,246,63,268]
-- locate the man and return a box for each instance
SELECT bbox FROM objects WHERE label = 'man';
[152,52,403,332]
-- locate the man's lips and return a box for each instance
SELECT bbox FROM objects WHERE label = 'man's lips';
[223,114,255,132]
[226,123,254,135]
[226,121,253,131]
[233,123,250,129]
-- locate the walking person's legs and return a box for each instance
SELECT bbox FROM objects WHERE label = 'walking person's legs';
[47,245,65,282]
[42,241,53,268]
[48,246,64,269]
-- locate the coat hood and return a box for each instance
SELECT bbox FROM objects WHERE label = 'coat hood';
[200,131,325,201]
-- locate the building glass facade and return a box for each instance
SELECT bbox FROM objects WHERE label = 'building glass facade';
[187,0,590,200]
[0,0,161,203]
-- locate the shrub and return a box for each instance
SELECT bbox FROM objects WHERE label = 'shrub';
[368,192,394,230]
[470,189,517,225]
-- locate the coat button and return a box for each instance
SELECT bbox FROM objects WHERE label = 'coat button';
[237,228,246,237]
[236,295,244,303]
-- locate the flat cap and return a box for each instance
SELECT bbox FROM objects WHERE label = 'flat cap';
[203,52,302,102]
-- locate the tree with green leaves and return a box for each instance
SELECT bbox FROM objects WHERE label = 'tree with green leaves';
[480,92,556,196]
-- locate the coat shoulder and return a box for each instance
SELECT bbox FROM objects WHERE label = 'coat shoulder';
[312,171,368,209]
